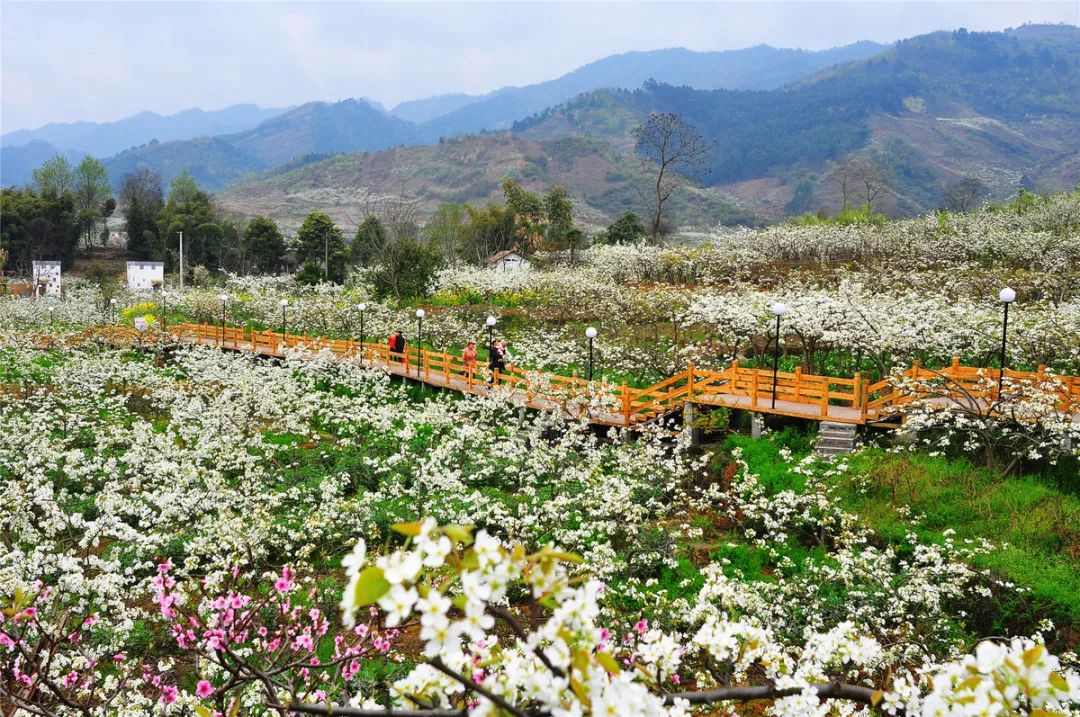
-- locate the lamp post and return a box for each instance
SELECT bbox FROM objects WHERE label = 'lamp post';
[178,231,184,292]
[161,290,168,330]
[415,308,425,377]
[109,297,118,325]
[47,305,55,327]
[218,293,228,346]
[585,326,597,381]
[770,303,788,409]
[486,315,497,346]
[279,299,288,341]
[998,287,1016,394]
[357,303,367,361]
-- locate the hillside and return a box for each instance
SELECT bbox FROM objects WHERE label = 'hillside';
[0,140,85,188]
[1,103,285,158]
[513,25,1080,217]
[218,133,762,230]
[411,42,885,139]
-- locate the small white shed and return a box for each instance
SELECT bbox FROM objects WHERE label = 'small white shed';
[484,250,531,272]
[32,261,62,297]
[127,261,165,291]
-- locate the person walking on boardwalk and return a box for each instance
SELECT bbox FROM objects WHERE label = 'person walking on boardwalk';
[390,330,406,364]
[488,339,505,384]
[499,339,513,369]
[463,340,478,378]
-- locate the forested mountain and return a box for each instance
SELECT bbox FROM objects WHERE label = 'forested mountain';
[1,103,286,157]
[512,25,1080,216]
[407,42,885,138]
[98,99,421,191]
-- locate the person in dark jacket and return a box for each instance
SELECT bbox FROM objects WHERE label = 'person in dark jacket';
[390,330,406,363]
[488,339,505,383]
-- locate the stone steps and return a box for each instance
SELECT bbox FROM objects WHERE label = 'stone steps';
[814,421,857,459]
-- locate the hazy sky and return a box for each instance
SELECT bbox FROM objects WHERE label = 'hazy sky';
[2,1,1077,132]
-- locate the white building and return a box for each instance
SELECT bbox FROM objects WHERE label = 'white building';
[484,250,531,272]
[32,260,62,297]
[127,261,165,291]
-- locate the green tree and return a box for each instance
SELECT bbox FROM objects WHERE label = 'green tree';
[157,172,219,272]
[461,203,516,264]
[599,212,646,245]
[296,211,346,283]
[501,179,544,250]
[424,205,467,268]
[543,186,574,244]
[350,215,387,268]
[32,155,74,197]
[245,216,286,274]
[370,236,444,300]
[119,168,164,259]
[73,156,110,258]
[0,188,80,275]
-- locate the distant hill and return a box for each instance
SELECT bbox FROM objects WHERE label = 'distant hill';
[73,42,886,192]
[512,25,1080,217]
[1,103,286,157]
[412,42,886,139]
[96,99,420,191]
[0,140,85,188]
[218,133,763,231]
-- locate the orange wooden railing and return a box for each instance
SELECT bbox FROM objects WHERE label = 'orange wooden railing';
[36,323,1080,428]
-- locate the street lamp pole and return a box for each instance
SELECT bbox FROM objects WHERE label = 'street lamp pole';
[357,303,367,362]
[218,294,228,346]
[416,308,425,377]
[771,303,788,409]
[585,326,597,381]
[279,299,288,343]
[178,231,184,292]
[486,315,497,347]
[161,290,168,330]
[109,297,118,326]
[998,287,1016,395]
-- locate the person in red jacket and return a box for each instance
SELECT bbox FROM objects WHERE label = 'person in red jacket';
[389,330,406,364]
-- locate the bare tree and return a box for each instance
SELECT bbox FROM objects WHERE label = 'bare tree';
[633,113,713,241]
[830,161,858,211]
[852,160,890,213]
[943,176,988,213]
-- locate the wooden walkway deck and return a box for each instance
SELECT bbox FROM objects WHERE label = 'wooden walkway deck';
[46,323,1080,429]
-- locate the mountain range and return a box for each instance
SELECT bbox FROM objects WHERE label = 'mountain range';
[4,26,1079,228]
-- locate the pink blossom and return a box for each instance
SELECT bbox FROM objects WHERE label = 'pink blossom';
[195,680,214,698]
[634,618,648,634]
[113,653,126,662]
[157,559,174,573]
[160,685,178,704]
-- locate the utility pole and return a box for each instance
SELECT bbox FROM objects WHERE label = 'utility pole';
[179,230,184,291]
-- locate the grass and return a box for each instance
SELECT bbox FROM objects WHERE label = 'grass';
[841,450,1080,631]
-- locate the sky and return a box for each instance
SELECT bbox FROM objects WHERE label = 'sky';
[2,1,1077,132]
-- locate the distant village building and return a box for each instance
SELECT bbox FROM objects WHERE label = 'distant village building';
[484,250,531,272]
[32,261,62,297]
[127,261,165,291]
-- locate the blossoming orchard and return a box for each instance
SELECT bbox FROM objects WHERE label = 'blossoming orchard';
[2,192,1079,716]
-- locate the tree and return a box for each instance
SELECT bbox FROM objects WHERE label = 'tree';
[501,179,544,250]
[72,156,110,258]
[31,155,74,197]
[633,113,713,241]
[599,211,646,245]
[245,216,286,274]
[120,167,164,259]
[157,173,219,272]
[943,176,988,213]
[424,204,466,268]
[0,188,80,274]
[369,235,444,300]
[351,215,387,268]
[296,212,346,283]
[851,159,890,212]
[461,203,516,264]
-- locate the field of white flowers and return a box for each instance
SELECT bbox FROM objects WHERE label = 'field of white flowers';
[2,193,1079,716]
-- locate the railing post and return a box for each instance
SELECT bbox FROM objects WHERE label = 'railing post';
[622,381,630,426]
[751,371,759,407]
[820,379,829,417]
[794,366,802,402]
[950,357,960,375]
[687,362,695,401]
[855,372,865,420]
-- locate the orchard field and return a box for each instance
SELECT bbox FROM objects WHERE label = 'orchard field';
[2,192,1080,716]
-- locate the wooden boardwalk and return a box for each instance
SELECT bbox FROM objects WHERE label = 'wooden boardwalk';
[47,323,1080,429]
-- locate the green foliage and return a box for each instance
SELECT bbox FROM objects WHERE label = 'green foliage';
[296,211,346,283]
[32,154,74,197]
[841,449,1080,628]
[597,211,646,245]
[0,186,81,274]
[789,204,886,226]
[296,259,325,286]
[120,167,164,260]
[244,216,286,274]
[369,236,444,300]
[351,215,387,268]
